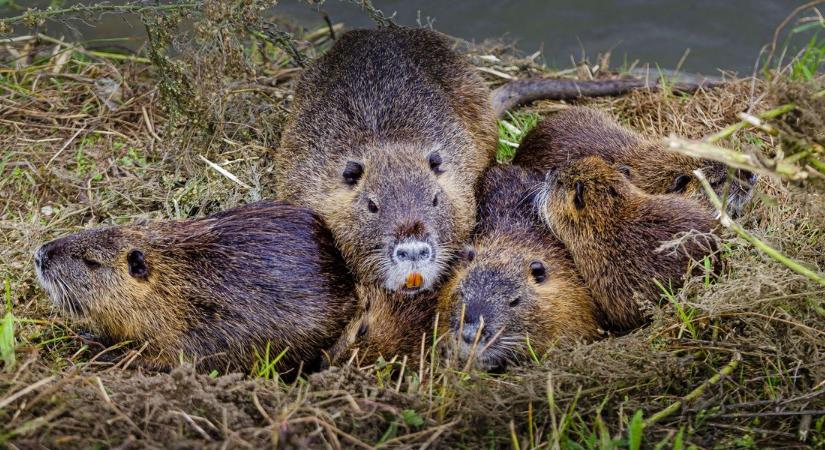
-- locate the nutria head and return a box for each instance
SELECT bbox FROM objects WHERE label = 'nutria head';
[34,201,357,371]
[324,141,463,294]
[515,108,757,217]
[439,232,598,371]
[536,156,636,234]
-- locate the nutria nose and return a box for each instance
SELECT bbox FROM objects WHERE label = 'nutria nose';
[461,321,489,345]
[393,240,433,264]
[34,243,54,271]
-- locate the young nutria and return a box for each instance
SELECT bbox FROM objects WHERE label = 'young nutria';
[275,26,497,295]
[327,284,438,367]
[536,156,719,332]
[34,201,358,374]
[438,165,599,370]
[513,107,758,216]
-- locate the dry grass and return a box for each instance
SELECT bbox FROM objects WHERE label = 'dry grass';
[1,9,824,449]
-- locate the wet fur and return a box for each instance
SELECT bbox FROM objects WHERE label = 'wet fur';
[513,107,756,215]
[35,201,358,374]
[275,27,497,291]
[536,157,719,332]
[439,165,600,370]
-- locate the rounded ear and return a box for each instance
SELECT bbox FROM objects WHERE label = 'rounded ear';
[342,161,364,186]
[529,261,547,283]
[127,249,148,279]
[573,181,585,210]
[667,174,692,194]
[428,151,444,175]
[458,245,476,263]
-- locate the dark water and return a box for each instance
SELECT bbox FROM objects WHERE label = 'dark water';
[2,0,815,74]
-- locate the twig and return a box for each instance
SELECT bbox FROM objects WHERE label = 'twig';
[0,2,200,27]
[0,375,56,410]
[643,352,741,427]
[667,135,806,180]
[706,103,797,143]
[694,170,825,287]
[198,155,252,189]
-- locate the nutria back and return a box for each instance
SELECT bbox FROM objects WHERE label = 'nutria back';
[513,107,757,215]
[275,26,497,295]
[439,165,599,370]
[34,201,358,374]
[536,156,719,332]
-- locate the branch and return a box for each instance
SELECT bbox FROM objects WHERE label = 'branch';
[694,170,825,287]
[0,2,200,30]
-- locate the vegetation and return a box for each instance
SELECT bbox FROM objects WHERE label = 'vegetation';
[0,2,823,448]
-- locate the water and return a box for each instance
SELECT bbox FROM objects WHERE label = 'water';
[2,0,815,74]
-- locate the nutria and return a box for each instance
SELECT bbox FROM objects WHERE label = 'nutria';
[33,201,358,374]
[327,283,438,367]
[275,26,497,295]
[512,107,757,216]
[438,165,599,370]
[536,156,719,332]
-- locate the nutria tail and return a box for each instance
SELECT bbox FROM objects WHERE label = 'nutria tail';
[491,74,723,118]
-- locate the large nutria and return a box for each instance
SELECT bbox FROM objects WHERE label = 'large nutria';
[275,26,497,295]
[536,156,719,332]
[512,107,757,216]
[327,284,438,367]
[438,165,599,370]
[33,201,358,374]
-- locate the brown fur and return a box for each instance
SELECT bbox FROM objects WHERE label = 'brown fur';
[275,26,497,293]
[536,157,719,332]
[327,284,438,367]
[439,166,599,370]
[513,107,757,215]
[34,201,358,374]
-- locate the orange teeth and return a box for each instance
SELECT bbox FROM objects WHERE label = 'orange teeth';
[405,272,424,289]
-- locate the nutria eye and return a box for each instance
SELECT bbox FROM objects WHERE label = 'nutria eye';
[428,152,444,174]
[530,261,546,283]
[127,249,148,279]
[357,322,368,338]
[617,165,632,178]
[668,175,692,194]
[459,245,475,262]
[342,161,364,186]
[367,199,378,213]
[82,257,101,269]
[509,297,521,308]
[573,181,585,210]
[432,193,439,207]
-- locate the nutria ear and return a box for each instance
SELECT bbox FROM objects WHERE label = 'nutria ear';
[342,161,364,186]
[458,245,475,262]
[428,151,444,175]
[529,261,546,283]
[573,181,585,210]
[127,249,148,279]
[667,174,692,194]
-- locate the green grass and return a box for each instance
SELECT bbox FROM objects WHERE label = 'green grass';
[790,34,825,80]
[1,279,15,372]
[496,110,540,162]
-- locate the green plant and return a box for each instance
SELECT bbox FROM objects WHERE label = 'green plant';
[496,111,540,162]
[1,279,16,372]
[251,341,288,380]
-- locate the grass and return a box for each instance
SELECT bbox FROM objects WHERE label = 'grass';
[496,110,540,162]
[0,7,823,449]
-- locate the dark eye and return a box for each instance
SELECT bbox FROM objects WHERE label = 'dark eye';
[357,322,368,338]
[461,245,475,262]
[428,152,444,174]
[127,249,148,279]
[82,257,101,269]
[530,261,546,283]
[342,161,364,186]
[668,174,692,194]
[573,181,585,210]
[509,297,521,307]
[617,165,632,178]
[367,199,378,213]
[432,193,439,207]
